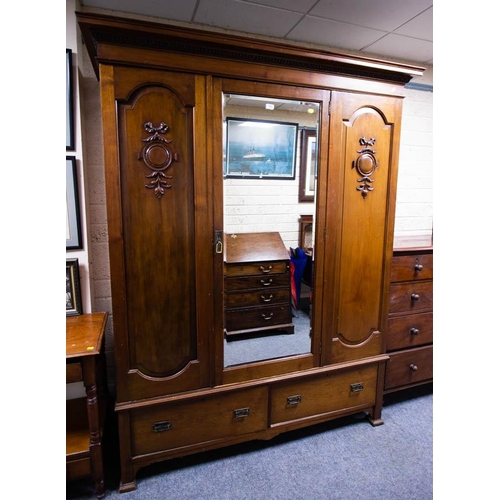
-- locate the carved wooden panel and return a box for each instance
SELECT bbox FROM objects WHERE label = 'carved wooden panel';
[102,67,210,401]
[329,95,396,362]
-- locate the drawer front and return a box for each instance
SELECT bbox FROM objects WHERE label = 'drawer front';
[389,281,433,314]
[225,261,288,277]
[225,287,290,308]
[385,346,433,390]
[391,253,433,282]
[66,361,83,384]
[131,387,268,456]
[66,458,92,480]
[225,273,289,291]
[225,304,292,331]
[270,365,377,425]
[386,312,433,351]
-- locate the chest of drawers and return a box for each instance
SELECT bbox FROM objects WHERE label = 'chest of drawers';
[384,236,433,393]
[224,232,294,337]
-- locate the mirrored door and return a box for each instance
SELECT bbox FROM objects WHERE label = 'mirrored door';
[214,81,331,379]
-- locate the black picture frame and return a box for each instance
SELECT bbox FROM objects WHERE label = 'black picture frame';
[298,129,317,202]
[66,258,83,316]
[66,156,82,250]
[66,49,75,151]
[224,118,298,179]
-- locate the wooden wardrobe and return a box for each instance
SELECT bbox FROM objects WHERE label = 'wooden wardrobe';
[78,12,424,492]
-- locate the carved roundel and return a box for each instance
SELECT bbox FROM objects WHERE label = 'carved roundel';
[142,142,174,171]
[139,121,179,198]
[354,150,377,177]
[352,137,379,198]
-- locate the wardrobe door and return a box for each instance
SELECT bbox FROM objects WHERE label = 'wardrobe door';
[99,66,213,402]
[322,91,402,364]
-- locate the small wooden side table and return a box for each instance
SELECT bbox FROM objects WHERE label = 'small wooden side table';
[66,312,108,498]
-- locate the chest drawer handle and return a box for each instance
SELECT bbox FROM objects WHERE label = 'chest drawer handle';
[411,294,420,301]
[350,382,364,393]
[260,265,273,273]
[260,294,274,302]
[414,264,424,271]
[262,313,274,320]
[410,327,419,335]
[260,278,273,286]
[409,364,418,372]
[233,407,250,419]
[152,421,171,433]
[286,395,302,405]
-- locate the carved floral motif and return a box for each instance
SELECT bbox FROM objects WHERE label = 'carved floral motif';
[352,136,378,198]
[139,122,179,198]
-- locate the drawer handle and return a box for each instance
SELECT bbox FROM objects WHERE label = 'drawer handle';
[286,395,302,405]
[233,407,250,419]
[350,382,364,393]
[410,327,419,335]
[409,364,418,372]
[411,294,420,301]
[260,278,273,286]
[260,265,273,273]
[260,294,274,303]
[414,264,424,271]
[152,421,171,433]
[262,313,274,320]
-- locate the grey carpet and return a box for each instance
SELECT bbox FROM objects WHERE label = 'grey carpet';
[67,385,432,499]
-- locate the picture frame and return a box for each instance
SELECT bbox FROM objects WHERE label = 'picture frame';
[66,156,82,250]
[224,118,298,179]
[299,129,317,202]
[66,49,75,151]
[66,258,83,316]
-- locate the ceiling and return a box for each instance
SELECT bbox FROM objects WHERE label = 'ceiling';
[79,0,433,66]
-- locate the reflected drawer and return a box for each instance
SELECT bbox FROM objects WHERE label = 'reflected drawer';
[270,365,377,425]
[130,387,268,456]
[225,304,292,331]
[391,253,433,282]
[389,281,433,314]
[386,312,433,351]
[384,346,433,390]
[225,287,290,308]
[225,273,290,291]
[225,261,288,277]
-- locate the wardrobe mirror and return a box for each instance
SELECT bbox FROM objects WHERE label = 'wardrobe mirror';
[222,93,319,368]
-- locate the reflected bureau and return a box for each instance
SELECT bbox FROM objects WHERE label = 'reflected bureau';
[224,232,294,337]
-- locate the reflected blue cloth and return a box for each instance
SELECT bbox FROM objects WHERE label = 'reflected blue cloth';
[290,247,307,310]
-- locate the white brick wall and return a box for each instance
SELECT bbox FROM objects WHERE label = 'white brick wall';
[395,86,433,238]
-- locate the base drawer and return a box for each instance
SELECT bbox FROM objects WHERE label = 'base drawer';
[385,346,433,390]
[386,312,433,351]
[130,387,268,456]
[270,365,377,425]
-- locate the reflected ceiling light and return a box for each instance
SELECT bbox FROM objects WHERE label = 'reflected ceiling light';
[265,103,275,110]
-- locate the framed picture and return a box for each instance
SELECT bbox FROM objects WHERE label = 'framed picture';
[66,156,82,250]
[66,49,75,151]
[224,118,298,179]
[299,129,317,202]
[66,258,83,316]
